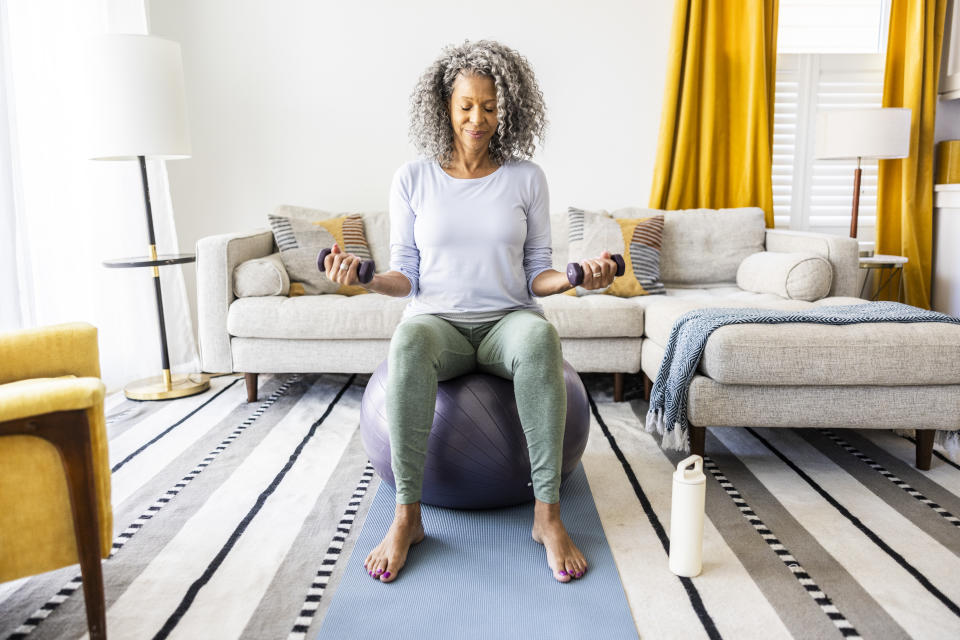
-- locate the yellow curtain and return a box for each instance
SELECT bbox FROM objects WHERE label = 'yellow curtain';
[876,0,946,308]
[650,0,778,227]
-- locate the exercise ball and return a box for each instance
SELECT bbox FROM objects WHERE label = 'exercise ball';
[359,359,590,509]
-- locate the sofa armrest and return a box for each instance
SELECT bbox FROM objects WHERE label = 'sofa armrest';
[763,229,859,298]
[196,229,275,372]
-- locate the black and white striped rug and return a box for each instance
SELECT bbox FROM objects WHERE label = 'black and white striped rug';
[1,372,959,639]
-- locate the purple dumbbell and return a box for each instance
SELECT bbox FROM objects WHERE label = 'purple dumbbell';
[317,248,375,284]
[566,254,625,286]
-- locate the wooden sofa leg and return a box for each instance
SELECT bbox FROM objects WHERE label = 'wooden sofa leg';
[0,410,107,640]
[613,373,624,402]
[916,429,935,471]
[245,373,258,403]
[643,373,653,402]
[689,425,706,458]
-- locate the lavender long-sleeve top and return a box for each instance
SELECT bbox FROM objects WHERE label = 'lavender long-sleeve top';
[389,157,554,321]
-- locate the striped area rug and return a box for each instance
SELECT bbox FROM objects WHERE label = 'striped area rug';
[1,372,959,639]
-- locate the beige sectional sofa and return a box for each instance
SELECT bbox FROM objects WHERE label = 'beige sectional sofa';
[196,206,960,469]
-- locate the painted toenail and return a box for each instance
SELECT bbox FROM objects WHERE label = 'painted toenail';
[375,569,384,575]
[576,571,583,577]
[383,571,391,579]
[558,570,568,576]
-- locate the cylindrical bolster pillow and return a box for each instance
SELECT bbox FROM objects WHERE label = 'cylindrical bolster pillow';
[233,252,290,297]
[736,251,833,301]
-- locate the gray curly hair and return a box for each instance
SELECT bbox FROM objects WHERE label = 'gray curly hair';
[408,39,548,167]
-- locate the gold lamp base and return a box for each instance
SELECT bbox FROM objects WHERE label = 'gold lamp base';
[124,371,211,401]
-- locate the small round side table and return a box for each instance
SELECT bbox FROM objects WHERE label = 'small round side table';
[859,254,908,303]
[103,253,210,400]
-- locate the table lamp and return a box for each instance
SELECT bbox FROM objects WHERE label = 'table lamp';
[814,108,911,239]
[87,34,209,400]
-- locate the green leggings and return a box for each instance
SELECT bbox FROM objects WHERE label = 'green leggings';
[386,310,567,505]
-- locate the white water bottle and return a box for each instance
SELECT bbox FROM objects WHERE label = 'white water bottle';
[669,454,705,577]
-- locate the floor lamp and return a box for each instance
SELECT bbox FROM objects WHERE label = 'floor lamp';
[814,108,911,239]
[87,34,209,400]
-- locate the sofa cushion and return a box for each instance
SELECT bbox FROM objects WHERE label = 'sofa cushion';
[567,207,666,297]
[736,251,833,301]
[228,294,409,339]
[659,208,766,285]
[233,253,290,297]
[641,296,960,385]
[228,293,649,341]
[643,294,862,345]
[360,210,391,274]
[268,206,373,296]
[539,293,646,337]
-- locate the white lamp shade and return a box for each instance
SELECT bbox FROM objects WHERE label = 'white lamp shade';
[87,34,191,160]
[814,108,911,160]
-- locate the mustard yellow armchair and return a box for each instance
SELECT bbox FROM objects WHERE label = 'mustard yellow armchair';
[0,322,113,640]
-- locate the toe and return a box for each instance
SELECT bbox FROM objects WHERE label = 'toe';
[380,565,396,582]
[554,567,571,583]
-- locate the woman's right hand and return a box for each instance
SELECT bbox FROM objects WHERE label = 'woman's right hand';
[323,243,364,287]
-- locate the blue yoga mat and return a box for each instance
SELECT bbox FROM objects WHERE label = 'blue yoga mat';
[317,463,639,639]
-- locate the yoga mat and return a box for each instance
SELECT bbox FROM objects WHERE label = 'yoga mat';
[316,463,639,639]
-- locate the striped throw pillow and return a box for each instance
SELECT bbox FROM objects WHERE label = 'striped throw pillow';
[268,206,374,296]
[567,207,665,297]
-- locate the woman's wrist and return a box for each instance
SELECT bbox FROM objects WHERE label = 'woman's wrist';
[531,269,573,297]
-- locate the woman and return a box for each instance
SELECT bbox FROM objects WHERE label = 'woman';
[323,40,617,584]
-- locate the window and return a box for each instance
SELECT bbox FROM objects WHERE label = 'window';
[774,54,885,236]
[774,0,889,240]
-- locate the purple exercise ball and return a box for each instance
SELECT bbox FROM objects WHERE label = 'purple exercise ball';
[359,359,591,509]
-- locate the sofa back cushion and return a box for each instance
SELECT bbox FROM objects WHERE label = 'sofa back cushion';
[659,208,766,285]
[360,210,391,273]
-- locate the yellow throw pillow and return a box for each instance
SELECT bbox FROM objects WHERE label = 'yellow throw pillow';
[267,207,374,296]
[567,207,665,298]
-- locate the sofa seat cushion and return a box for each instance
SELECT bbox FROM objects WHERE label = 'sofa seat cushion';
[228,294,409,339]
[229,293,649,341]
[539,293,649,337]
[642,296,960,386]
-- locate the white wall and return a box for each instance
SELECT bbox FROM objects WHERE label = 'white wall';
[148,0,674,339]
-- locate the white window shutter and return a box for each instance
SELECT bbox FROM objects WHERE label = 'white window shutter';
[807,56,884,233]
[772,53,884,234]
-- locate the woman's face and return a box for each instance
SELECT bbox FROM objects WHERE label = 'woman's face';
[448,72,498,157]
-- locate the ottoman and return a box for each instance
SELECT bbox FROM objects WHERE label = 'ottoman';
[640,297,960,469]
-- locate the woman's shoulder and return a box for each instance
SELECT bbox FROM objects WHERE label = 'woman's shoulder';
[503,158,547,186]
[394,156,435,180]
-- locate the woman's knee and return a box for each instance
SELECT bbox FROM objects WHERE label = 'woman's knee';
[498,314,562,369]
[517,316,562,357]
[389,319,439,363]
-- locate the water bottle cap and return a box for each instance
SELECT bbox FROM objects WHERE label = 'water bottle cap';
[674,454,705,485]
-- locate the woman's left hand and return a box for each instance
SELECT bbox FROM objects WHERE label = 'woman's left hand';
[577,251,619,290]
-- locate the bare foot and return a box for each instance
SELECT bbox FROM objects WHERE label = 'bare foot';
[363,502,425,583]
[531,499,588,582]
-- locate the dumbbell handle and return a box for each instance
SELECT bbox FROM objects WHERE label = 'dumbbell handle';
[317,248,375,284]
[566,254,626,287]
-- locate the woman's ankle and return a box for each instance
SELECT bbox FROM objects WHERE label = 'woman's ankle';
[394,501,422,523]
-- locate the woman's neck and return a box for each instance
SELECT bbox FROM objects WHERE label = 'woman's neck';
[445,146,498,177]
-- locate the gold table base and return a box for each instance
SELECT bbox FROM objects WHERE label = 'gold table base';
[124,372,210,401]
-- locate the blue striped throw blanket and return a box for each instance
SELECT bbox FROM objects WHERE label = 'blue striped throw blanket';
[645,302,960,452]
